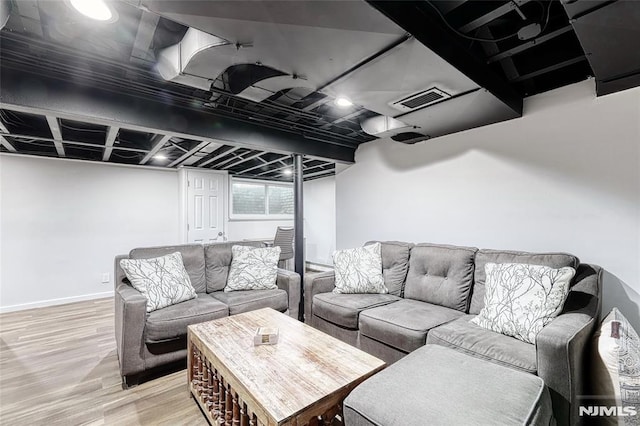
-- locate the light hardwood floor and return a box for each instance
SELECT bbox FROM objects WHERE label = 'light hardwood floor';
[0,298,208,425]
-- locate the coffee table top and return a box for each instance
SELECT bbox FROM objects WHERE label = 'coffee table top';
[188,308,385,424]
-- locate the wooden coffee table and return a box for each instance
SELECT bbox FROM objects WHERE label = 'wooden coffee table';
[187,308,385,426]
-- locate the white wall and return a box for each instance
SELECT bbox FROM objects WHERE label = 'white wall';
[304,177,336,265]
[0,155,181,311]
[336,79,640,330]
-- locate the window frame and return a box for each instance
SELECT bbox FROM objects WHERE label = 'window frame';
[229,177,294,220]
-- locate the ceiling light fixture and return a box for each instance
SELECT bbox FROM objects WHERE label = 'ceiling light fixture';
[334,97,353,108]
[283,169,293,176]
[69,0,117,22]
[153,154,168,162]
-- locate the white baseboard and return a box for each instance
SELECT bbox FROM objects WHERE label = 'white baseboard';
[0,291,114,313]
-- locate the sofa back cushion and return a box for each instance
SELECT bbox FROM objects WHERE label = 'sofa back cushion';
[404,244,477,312]
[205,241,264,292]
[470,249,580,314]
[130,244,206,293]
[365,241,413,296]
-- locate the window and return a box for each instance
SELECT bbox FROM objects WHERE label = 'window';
[230,178,294,219]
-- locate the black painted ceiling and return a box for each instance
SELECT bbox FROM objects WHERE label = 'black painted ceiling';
[0,0,634,179]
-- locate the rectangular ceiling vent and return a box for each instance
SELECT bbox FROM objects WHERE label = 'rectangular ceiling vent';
[390,87,451,112]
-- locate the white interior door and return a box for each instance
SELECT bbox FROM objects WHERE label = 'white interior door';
[186,170,226,243]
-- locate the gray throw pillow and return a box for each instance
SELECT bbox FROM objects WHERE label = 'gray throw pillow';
[120,252,197,312]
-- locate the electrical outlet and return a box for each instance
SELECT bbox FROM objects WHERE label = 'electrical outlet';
[101,273,110,283]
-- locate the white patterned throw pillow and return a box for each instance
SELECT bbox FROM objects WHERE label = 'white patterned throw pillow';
[471,262,575,344]
[333,242,387,294]
[224,245,281,292]
[120,252,197,312]
[592,308,640,426]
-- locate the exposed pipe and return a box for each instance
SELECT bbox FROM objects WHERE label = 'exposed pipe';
[293,154,305,321]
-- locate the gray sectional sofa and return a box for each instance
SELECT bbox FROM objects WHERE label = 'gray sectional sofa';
[114,241,300,387]
[304,241,602,425]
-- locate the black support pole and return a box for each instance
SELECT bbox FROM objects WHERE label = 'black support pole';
[293,154,305,321]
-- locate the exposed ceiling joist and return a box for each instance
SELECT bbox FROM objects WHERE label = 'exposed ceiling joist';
[255,162,293,176]
[140,134,172,164]
[6,133,148,152]
[0,66,356,163]
[320,110,365,129]
[168,140,210,167]
[304,169,335,179]
[436,0,468,15]
[510,56,587,83]
[486,26,574,64]
[211,151,246,169]
[45,115,65,157]
[198,146,241,168]
[302,97,331,112]
[459,0,531,34]
[222,152,265,170]
[301,163,333,174]
[479,27,519,81]
[102,126,119,161]
[0,136,16,151]
[235,155,290,175]
[255,158,320,177]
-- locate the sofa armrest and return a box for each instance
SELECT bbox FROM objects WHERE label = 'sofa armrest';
[535,264,602,426]
[276,268,301,320]
[114,283,147,377]
[114,254,129,291]
[303,271,336,324]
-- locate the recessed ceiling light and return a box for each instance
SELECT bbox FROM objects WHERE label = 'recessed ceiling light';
[153,154,168,162]
[69,0,117,22]
[283,169,293,176]
[334,96,353,108]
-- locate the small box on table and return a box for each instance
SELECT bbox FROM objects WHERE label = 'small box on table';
[254,327,279,345]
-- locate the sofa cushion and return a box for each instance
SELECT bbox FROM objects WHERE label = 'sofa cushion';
[313,293,401,329]
[359,299,464,353]
[343,345,552,426]
[365,241,413,296]
[204,241,264,293]
[427,315,537,373]
[130,244,206,293]
[211,289,288,315]
[470,249,579,314]
[404,244,477,312]
[145,295,228,343]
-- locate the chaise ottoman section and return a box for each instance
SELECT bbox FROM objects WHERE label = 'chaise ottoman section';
[344,344,553,426]
[358,299,463,364]
[426,315,537,374]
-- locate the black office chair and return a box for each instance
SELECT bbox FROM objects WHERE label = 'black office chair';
[272,226,294,269]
